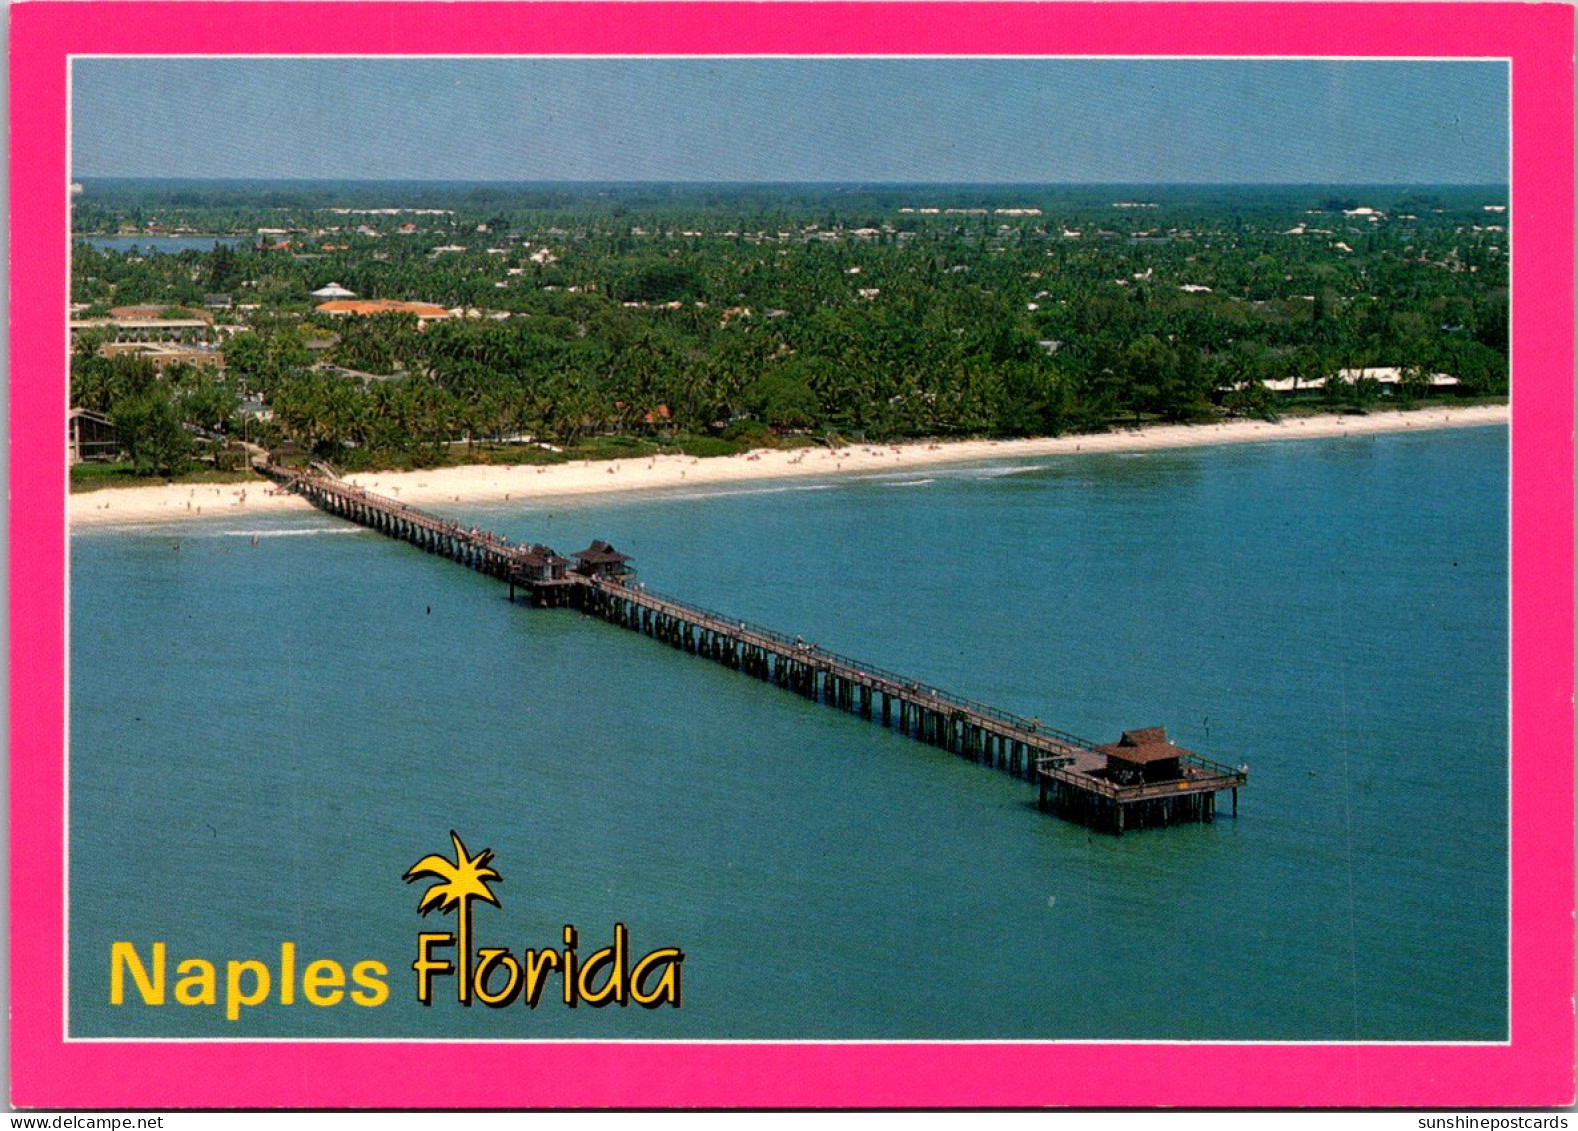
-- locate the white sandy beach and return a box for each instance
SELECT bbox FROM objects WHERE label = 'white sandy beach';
[70,404,1509,528]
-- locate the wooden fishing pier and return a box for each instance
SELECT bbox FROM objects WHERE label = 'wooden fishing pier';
[268,463,1246,834]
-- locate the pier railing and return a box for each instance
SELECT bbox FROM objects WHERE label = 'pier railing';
[591,576,1101,753]
[273,469,563,565]
[1036,750,1247,802]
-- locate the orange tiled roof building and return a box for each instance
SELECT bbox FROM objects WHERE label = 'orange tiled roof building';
[315,299,451,323]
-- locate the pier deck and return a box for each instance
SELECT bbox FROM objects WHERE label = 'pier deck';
[268,463,1246,834]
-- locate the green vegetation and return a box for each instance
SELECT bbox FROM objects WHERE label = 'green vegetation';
[72,349,244,478]
[71,181,1509,477]
[70,462,261,492]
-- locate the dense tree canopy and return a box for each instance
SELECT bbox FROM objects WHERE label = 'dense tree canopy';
[71,182,1509,472]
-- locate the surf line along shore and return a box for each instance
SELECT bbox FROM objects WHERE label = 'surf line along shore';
[263,458,1248,835]
[69,404,1508,529]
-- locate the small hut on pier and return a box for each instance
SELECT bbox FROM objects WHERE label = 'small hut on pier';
[1097,727,1191,786]
[572,540,634,580]
[1039,726,1244,833]
[517,545,571,583]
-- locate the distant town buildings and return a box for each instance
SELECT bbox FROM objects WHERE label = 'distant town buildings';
[69,304,236,343]
[96,341,224,369]
[314,298,451,325]
[1335,367,1459,389]
[109,305,212,323]
[68,408,119,464]
[1237,367,1461,395]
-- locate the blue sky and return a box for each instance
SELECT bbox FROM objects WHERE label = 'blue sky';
[72,58,1508,183]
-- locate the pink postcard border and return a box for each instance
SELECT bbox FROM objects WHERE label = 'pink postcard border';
[10,2,1574,1109]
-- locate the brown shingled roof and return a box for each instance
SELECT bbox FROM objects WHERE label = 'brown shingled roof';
[517,546,570,568]
[1098,726,1198,764]
[1099,742,1184,765]
[573,540,632,565]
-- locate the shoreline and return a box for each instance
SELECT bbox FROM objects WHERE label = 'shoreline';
[70,404,1508,528]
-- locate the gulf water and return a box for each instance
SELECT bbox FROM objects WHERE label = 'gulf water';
[69,426,1508,1040]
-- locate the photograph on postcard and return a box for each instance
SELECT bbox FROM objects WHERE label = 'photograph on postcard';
[64,55,1511,1045]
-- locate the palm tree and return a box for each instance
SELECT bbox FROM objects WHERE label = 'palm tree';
[403,831,502,1005]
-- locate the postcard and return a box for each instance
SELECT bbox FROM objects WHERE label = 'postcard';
[9,1,1575,1110]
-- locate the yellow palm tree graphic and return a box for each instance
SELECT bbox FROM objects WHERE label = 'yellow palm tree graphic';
[403,830,502,1004]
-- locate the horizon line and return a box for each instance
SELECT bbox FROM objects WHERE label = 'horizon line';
[73,176,1512,188]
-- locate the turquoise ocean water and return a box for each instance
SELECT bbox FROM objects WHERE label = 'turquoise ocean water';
[69,426,1508,1040]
